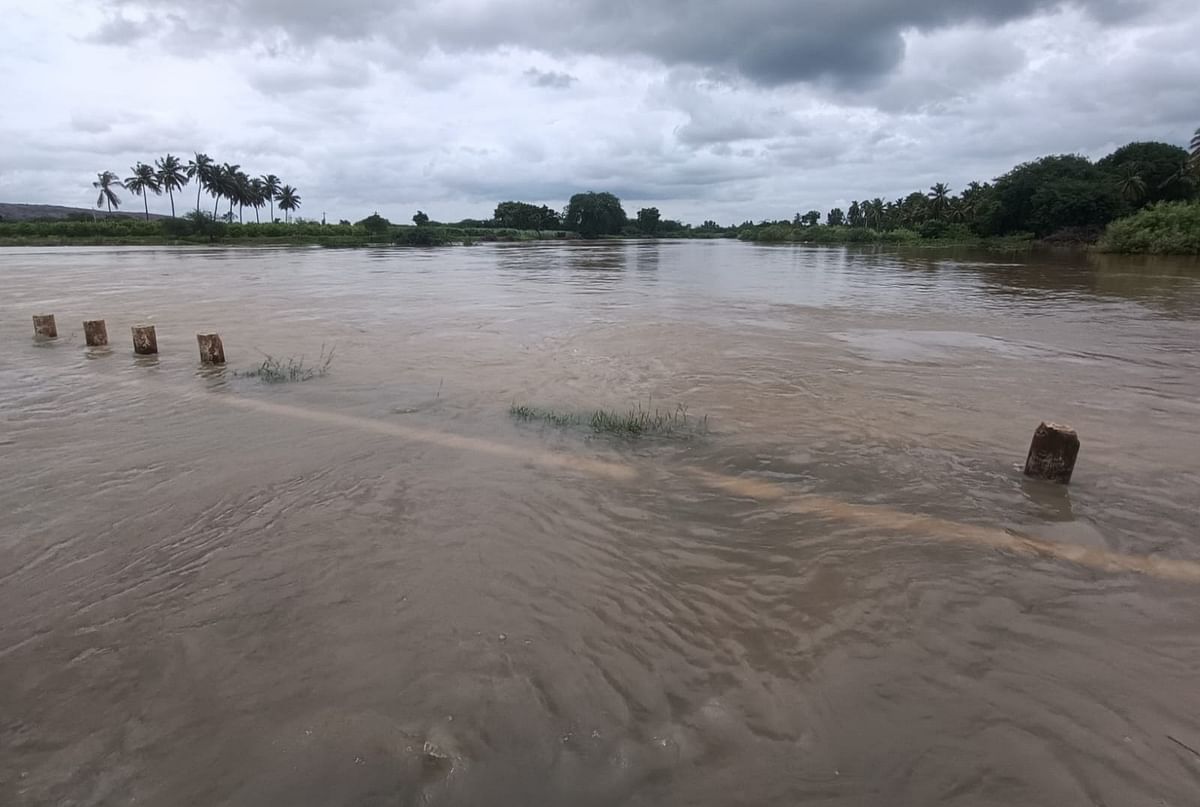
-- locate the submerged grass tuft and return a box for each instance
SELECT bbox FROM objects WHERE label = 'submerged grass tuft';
[509,404,582,428]
[510,401,707,438]
[236,345,335,383]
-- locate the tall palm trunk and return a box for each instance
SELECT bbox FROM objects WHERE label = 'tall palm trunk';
[270,200,275,222]
[255,207,260,224]
[167,188,175,217]
[196,183,202,213]
[239,204,244,224]
[214,194,221,217]
[142,192,149,221]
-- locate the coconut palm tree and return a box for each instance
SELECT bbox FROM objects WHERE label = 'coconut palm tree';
[865,198,885,230]
[155,154,188,218]
[232,171,253,223]
[276,185,300,223]
[261,174,281,222]
[186,153,214,213]
[1115,165,1147,204]
[93,170,122,215]
[1190,127,1200,171]
[210,163,225,217]
[223,164,242,220]
[928,183,951,219]
[124,162,161,221]
[248,177,266,223]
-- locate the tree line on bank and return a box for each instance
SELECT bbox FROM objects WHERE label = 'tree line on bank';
[39,127,1200,252]
[738,131,1200,248]
[463,130,1200,246]
[92,153,301,223]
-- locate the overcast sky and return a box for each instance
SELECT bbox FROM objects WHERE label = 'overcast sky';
[2,0,1197,224]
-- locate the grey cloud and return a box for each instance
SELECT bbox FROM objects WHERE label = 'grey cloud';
[100,0,1156,86]
[70,112,113,134]
[248,59,372,95]
[675,116,767,147]
[86,12,155,45]
[524,67,577,89]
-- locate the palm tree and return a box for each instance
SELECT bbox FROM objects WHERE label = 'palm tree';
[248,177,266,223]
[186,153,214,213]
[221,164,242,220]
[928,183,951,219]
[229,170,245,223]
[123,162,161,221]
[155,154,188,218]
[865,198,885,230]
[93,170,122,215]
[1190,127,1200,172]
[276,185,300,223]
[210,164,225,217]
[947,198,966,224]
[1115,165,1147,204]
[261,174,281,222]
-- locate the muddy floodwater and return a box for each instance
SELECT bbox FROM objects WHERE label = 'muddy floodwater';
[3,241,1200,806]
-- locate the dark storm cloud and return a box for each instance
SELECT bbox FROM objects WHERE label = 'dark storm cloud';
[98,0,1154,86]
[524,68,577,89]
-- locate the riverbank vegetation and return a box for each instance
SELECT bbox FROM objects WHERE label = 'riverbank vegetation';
[88,152,302,225]
[0,211,573,247]
[1096,202,1200,254]
[737,131,1200,251]
[3,129,1197,252]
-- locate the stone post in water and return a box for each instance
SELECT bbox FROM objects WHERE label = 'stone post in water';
[131,325,158,355]
[1023,422,1080,484]
[196,333,225,364]
[33,314,57,339]
[83,320,108,347]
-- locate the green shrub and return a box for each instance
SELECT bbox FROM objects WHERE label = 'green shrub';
[394,226,453,246]
[1097,202,1200,254]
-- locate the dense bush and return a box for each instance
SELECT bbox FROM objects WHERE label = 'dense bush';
[0,218,163,238]
[1097,202,1200,254]
[393,226,454,246]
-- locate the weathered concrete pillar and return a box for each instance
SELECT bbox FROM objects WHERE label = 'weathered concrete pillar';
[1023,422,1080,484]
[83,320,108,347]
[33,314,57,338]
[131,324,158,355]
[196,333,225,364]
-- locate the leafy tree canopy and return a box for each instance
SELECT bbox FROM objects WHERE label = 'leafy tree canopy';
[564,191,626,238]
[981,154,1121,237]
[1098,141,1193,205]
[636,206,661,234]
[357,212,391,233]
[494,201,561,231]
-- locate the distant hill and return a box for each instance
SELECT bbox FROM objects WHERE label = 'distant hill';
[0,202,170,222]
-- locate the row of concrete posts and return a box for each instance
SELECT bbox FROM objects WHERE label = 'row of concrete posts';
[32,313,226,364]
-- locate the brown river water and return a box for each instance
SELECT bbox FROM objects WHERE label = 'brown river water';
[2,241,1199,806]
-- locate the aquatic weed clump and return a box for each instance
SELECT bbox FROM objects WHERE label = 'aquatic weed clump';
[589,402,705,436]
[235,345,334,383]
[510,401,707,438]
[509,404,582,428]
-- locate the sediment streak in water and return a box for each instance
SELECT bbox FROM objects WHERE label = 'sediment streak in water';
[212,394,1200,584]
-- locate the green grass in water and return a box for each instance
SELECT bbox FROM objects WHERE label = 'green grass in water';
[235,346,334,383]
[510,401,707,437]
